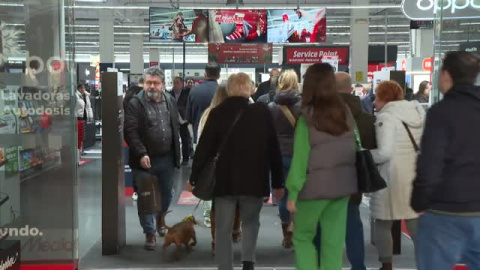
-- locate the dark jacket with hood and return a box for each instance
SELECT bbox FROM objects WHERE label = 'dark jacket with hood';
[341,93,377,204]
[341,93,377,150]
[268,90,301,157]
[411,84,480,213]
[124,90,181,169]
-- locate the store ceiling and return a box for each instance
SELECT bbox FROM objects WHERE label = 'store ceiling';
[70,0,412,57]
[2,0,480,60]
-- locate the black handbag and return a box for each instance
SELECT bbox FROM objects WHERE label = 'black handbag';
[354,124,387,193]
[192,110,245,201]
[136,170,162,215]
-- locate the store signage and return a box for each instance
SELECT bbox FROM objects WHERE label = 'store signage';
[402,0,480,20]
[410,20,434,29]
[460,41,480,53]
[285,47,349,65]
[423,57,433,71]
[208,43,273,64]
[149,62,159,67]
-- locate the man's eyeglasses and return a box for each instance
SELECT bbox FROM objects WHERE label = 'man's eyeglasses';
[145,81,162,87]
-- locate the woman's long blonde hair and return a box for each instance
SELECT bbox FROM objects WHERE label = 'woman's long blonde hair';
[277,69,300,92]
[198,82,228,138]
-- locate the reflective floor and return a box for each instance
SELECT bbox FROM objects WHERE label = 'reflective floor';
[78,146,416,270]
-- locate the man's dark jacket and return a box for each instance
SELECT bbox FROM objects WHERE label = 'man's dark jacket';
[123,85,143,110]
[252,80,272,101]
[186,80,218,141]
[341,93,377,204]
[124,90,181,169]
[411,84,480,213]
[167,87,190,121]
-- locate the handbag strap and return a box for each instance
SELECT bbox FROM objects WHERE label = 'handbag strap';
[353,123,363,151]
[402,122,420,152]
[279,105,296,127]
[214,109,245,160]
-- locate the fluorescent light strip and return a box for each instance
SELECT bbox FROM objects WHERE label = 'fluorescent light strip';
[0,3,23,7]
[74,32,148,35]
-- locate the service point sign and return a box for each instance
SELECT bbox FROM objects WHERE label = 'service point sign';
[285,47,349,66]
[402,0,480,20]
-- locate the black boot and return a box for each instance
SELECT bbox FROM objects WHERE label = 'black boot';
[242,261,254,270]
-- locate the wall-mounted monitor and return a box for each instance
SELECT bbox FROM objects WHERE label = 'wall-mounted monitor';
[209,9,267,43]
[149,8,209,43]
[267,9,326,43]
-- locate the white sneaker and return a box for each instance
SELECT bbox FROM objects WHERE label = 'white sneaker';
[132,192,138,201]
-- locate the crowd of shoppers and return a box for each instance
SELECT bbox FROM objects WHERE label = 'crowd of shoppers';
[121,50,480,270]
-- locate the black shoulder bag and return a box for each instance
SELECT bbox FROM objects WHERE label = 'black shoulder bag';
[192,110,245,200]
[354,124,387,193]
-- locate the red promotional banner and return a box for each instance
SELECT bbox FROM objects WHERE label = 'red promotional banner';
[208,43,273,64]
[285,47,350,65]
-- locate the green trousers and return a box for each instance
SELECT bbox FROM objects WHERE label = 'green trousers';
[293,197,349,270]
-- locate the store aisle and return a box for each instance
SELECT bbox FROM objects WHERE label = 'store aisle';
[78,161,417,270]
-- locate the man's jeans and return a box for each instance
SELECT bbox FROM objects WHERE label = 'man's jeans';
[314,203,367,270]
[133,154,176,234]
[278,156,292,224]
[416,211,480,270]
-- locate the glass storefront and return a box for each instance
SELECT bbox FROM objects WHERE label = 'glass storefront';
[431,0,480,103]
[0,0,78,268]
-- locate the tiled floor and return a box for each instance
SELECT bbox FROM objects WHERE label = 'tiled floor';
[78,155,417,269]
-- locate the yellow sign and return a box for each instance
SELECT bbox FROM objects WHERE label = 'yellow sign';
[355,71,364,82]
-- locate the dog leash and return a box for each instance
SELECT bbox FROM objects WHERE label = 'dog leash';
[191,199,202,215]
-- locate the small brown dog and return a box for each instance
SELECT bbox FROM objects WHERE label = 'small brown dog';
[162,213,197,261]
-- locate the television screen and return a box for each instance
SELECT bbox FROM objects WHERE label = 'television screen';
[149,8,209,43]
[209,9,267,43]
[267,9,327,43]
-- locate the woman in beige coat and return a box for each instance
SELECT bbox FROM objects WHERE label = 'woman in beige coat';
[370,81,425,270]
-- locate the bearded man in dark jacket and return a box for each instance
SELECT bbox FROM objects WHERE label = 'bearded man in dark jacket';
[124,67,181,251]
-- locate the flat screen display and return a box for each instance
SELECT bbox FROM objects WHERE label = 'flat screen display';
[209,9,267,43]
[149,8,209,43]
[267,9,327,43]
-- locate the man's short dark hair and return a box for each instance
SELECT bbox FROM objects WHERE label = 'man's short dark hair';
[355,83,363,88]
[144,67,165,82]
[205,62,221,79]
[173,76,183,82]
[442,51,480,85]
[138,78,144,84]
[77,84,85,90]
[185,77,194,82]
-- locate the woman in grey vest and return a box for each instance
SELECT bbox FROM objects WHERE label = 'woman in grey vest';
[286,63,358,270]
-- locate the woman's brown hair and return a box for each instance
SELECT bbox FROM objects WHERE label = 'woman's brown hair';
[302,63,349,136]
[376,81,404,104]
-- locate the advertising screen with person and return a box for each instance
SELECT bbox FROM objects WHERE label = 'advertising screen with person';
[209,9,267,43]
[149,8,208,43]
[267,9,327,43]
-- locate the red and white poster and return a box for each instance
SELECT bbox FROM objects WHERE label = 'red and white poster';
[267,9,327,43]
[209,9,267,43]
[285,47,349,66]
[208,43,273,64]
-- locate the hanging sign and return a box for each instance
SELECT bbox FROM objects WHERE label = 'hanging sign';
[208,43,273,64]
[284,46,349,65]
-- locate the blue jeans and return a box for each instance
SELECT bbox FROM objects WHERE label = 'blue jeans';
[133,154,176,234]
[416,211,480,270]
[278,156,292,223]
[314,203,366,270]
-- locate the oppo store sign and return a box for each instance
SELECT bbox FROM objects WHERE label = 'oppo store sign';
[402,0,480,20]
